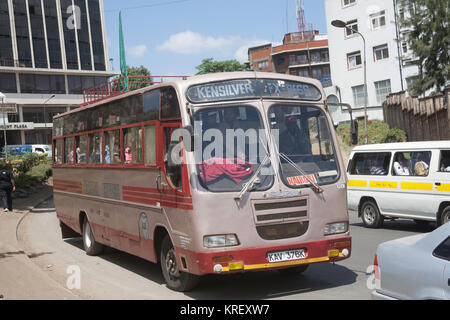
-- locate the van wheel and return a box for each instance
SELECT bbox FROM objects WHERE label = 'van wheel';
[361,200,384,228]
[278,264,309,276]
[160,235,199,292]
[438,206,450,227]
[82,218,104,256]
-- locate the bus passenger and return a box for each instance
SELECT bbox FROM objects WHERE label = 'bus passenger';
[125,147,132,164]
[393,153,410,176]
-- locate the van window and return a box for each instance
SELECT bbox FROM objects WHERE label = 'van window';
[439,150,450,172]
[349,152,391,175]
[393,151,431,177]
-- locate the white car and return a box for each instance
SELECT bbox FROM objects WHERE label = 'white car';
[372,222,450,300]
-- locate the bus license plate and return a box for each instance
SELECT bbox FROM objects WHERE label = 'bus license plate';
[267,249,306,263]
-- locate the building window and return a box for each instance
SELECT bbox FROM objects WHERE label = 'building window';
[352,85,365,107]
[258,60,268,69]
[347,51,362,69]
[373,44,389,61]
[310,52,321,63]
[44,0,62,69]
[298,68,309,77]
[370,10,386,30]
[297,54,308,64]
[402,42,408,54]
[312,68,322,79]
[88,0,106,71]
[374,79,391,104]
[19,74,66,94]
[0,1,14,67]
[75,0,93,71]
[0,73,17,93]
[13,0,33,68]
[342,0,356,7]
[28,0,48,69]
[345,19,358,37]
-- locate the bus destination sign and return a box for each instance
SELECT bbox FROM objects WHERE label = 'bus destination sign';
[186,79,322,103]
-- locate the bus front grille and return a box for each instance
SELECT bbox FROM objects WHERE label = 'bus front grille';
[256,222,309,240]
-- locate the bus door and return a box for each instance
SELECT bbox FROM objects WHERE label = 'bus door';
[157,87,190,208]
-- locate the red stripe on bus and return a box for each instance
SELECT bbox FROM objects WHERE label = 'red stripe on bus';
[122,196,193,210]
[122,190,193,204]
[123,185,179,196]
[53,179,82,186]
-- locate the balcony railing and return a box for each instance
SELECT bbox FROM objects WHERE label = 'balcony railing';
[81,75,189,106]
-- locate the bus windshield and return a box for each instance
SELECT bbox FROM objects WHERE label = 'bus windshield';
[269,105,339,188]
[194,105,273,192]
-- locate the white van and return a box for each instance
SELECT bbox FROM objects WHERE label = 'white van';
[32,145,52,157]
[347,141,450,228]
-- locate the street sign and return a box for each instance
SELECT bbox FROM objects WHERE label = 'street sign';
[0,103,18,114]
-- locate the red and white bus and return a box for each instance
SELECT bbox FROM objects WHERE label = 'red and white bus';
[53,72,351,291]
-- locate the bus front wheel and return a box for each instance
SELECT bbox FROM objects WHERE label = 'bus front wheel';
[82,218,104,256]
[160,235,199,292]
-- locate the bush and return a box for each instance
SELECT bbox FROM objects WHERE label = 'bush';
[0,153,53,188]
[337,120,407,146]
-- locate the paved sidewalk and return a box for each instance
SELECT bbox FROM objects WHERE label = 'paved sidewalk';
[0,180,78,300]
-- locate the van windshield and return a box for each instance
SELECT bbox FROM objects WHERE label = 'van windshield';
[194,105,273,192]
[269,105,339,188]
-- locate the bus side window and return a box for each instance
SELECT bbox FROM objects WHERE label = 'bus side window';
[163,127,182,190]
[75,135,87,164]
[143,90,160,121]
[54,139,63,164]
[144,125,157,165]
[104,130,120,164]
[89,133,103,164]
[160,87,180,120]
[440,150,450,172]
[64,137,74,164]
[123,126,143,164]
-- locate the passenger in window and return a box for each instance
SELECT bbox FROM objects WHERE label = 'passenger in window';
[393,153,410,176]
[369,160,387,175]
[414,161,428,176]
[441,153,450,172]
[279,115,312,156]
[105,145,111,164]
[125,147,132,164]
[218,109,240,134]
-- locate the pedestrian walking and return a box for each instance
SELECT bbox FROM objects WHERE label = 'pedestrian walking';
[0,163,15,212]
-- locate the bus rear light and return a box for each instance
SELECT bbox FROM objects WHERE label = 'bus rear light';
[374,254,380,280]
[203,234,239,248]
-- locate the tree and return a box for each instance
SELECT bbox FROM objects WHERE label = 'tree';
[195,58,249,75]
[127,65,153,90]
[398,0,449,96]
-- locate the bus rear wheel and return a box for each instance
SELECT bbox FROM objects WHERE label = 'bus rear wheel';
[160,235,199,292]
[82,218,104,256]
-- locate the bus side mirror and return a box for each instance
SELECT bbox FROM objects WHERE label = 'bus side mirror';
[351,120,358,145]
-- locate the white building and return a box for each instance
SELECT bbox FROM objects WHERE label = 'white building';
[324,0,419,125]
[0,0,117,145]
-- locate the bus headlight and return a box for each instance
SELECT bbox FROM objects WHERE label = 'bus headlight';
[324,222,348,236]
[203,234,239,248]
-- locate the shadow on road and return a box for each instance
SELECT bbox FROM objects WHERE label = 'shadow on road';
[63,236,357,299]
[64,238,165,286]
[351,219,436,233]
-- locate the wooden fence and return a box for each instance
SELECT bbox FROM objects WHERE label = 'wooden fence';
[382,87,450,141]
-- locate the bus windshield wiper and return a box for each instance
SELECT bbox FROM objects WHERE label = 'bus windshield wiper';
[234,153,270,201]
[279,152,324,194]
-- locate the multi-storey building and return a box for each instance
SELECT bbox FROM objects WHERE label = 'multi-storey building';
[324,0,419,125]
[248,31,332,89]
[0,0,117,145]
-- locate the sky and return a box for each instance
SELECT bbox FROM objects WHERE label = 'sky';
[103,0,328,76]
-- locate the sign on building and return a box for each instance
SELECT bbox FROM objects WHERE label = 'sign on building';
[0,103,18,114]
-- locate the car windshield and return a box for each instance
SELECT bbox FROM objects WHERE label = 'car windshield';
[269,104,339,188]
[194,105,273,192]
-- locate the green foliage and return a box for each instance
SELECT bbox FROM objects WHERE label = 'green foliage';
[0,154,52,188]
[195,58,249,75]
[398,0,450,96]
[127,65,153,90]
[337,120,407,146]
